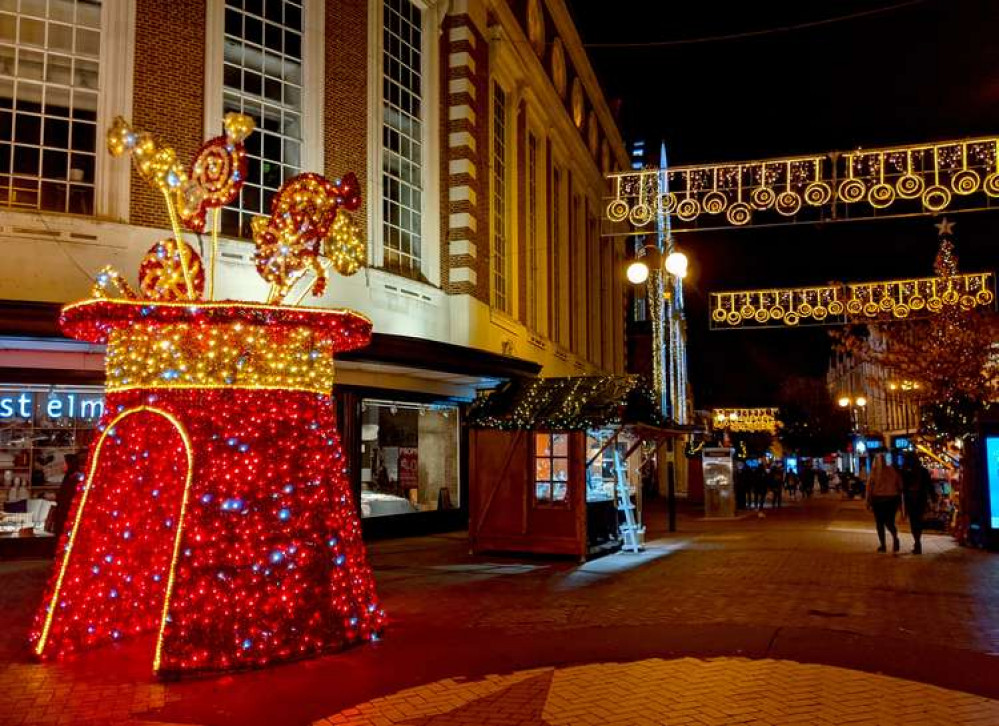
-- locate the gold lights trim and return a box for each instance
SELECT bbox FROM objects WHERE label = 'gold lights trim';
[711,272,994,329]
[61,297,374,328]
[34,407,194,661]
[607,135,999,228]
[148,408,195,674]
[712,408,779,434]
[105,322,338,393]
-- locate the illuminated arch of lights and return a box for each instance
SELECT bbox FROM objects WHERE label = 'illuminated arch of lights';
[606,136,999,231]
[712,408,779,434]
[710,271,994,329]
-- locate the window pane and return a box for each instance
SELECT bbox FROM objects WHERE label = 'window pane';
[535,482,551,502]
[492,82,507,311]
[535,433,550,456]
[223,0,303,238]
[381,0,424,279]
[535,457,551,482]
[552,433,568,457]
[553,481,568,502]
[552,457,568,482]
[1,1,99,214]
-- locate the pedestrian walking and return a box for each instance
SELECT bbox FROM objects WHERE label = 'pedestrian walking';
[785,470,799,500]
[753,466,769,510]
[900,451,934,554]
[802,467,815,499]
[770,466,783,509]
[866,452,902,553]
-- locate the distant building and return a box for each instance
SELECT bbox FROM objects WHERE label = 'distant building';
[827,337,923,456]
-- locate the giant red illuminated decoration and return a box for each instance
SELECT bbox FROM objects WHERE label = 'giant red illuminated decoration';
[30,114,381,677]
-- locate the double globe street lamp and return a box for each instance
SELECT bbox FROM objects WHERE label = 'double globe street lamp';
[626,248,689,285]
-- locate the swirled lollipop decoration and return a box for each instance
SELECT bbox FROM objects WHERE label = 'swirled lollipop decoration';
[176,113,253,233]
[176,113,254,298]
[107,117,197,299]
[253,172,364,304]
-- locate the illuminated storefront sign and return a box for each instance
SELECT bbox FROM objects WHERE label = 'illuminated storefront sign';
[0,390,104,421]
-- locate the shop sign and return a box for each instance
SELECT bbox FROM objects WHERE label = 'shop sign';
[0,390,105,421]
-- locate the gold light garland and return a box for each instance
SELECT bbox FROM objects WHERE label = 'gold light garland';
[712,408,779,434]
[105,321,338,393]
[607,135,999,229]
[711,272,994,328]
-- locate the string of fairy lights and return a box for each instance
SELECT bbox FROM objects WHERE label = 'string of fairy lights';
[711,408,780,434]
[606,135,999,230]
[710,271,995,329]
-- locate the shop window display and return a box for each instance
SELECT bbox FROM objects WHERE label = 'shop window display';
[585,428,640,503]
[360,399,459,517]
[0,385,103,538]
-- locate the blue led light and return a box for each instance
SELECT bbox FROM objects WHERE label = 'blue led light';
[278,508,291,521]
[222,498,243,511]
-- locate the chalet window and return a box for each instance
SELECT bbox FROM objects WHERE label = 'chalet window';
[534,432,568,504]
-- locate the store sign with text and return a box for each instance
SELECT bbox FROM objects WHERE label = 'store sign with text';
[0,390,105,422]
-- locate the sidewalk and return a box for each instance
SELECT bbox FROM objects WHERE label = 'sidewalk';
[1,494,997,725]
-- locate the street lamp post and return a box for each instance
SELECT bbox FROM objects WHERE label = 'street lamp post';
[624,146,690,533]
[627,241,688,532]
[838,394,867,472]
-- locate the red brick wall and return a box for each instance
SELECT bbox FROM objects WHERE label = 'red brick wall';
[325,0,368,234]
[442,14,489,303]
[129,0,206,228]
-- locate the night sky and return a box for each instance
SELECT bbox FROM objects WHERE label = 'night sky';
[568,0,999,407]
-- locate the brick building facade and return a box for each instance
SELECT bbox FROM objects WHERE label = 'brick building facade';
[0,0,630,538]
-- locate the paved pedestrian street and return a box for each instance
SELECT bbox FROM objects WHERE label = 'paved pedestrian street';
[319,658,999,726]
[2,495,998,725]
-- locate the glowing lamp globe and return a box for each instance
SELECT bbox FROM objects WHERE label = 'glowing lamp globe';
[664,250,688,279]
[626,260,650,285]
[855,396,867,407]
[838,396,851,408]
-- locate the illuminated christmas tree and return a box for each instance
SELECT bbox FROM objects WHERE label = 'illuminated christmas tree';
[30,113,382,676]
[834,218,999,436]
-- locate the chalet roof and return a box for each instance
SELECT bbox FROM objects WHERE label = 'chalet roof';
[465,375,673,431]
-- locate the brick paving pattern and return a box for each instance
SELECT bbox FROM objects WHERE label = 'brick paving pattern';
[1,495,997,725]
[317,657,999,726]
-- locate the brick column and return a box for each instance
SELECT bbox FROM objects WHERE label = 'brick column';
[442,14,488,302]
[325,0,368,234]
[130,0,206,229]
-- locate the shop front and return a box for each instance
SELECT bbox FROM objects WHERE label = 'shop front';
[0,301,541,554]
[0,385,104,555]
